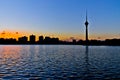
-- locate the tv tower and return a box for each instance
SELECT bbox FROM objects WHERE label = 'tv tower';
[85,11,89,43]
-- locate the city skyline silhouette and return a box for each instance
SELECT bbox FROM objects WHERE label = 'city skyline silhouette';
[0,0,120,41]
[0,12,120,45]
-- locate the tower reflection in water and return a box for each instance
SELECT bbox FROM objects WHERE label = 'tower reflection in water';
[85,46,89,70]
[83,46,92,80]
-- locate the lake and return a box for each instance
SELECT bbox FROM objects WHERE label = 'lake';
[0,45,120,80]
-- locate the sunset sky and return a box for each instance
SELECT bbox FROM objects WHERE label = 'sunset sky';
[0,0,120,40]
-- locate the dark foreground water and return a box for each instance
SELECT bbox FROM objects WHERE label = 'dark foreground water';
[0,45,120,80]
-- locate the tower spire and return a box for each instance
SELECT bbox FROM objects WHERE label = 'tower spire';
[86,10,87,21]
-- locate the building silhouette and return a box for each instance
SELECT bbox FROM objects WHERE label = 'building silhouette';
[51,37,59,44]
[39,36,44,43]
[85,11,89,44]
[30,34,36,43]
[72,39,76,44]
[43,36,59,44]
[18,36,28,43]
[0,38,17,44]
[44,36,51,44]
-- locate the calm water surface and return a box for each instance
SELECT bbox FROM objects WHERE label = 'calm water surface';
[0,45,120,80]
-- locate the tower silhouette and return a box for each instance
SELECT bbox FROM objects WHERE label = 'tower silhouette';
[85,11,89,44]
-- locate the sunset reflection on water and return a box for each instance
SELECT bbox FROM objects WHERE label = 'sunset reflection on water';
[0,45,120,79]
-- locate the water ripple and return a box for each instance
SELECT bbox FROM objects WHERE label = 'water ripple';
[0,45,120,79]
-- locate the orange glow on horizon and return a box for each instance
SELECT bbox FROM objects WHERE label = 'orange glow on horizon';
[0,31,27,40]
[0,30,119,41]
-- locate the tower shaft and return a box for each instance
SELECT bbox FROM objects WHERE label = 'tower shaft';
[86,25,88,42]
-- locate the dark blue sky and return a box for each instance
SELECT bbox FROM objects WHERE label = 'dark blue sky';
[0,0,120,40]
